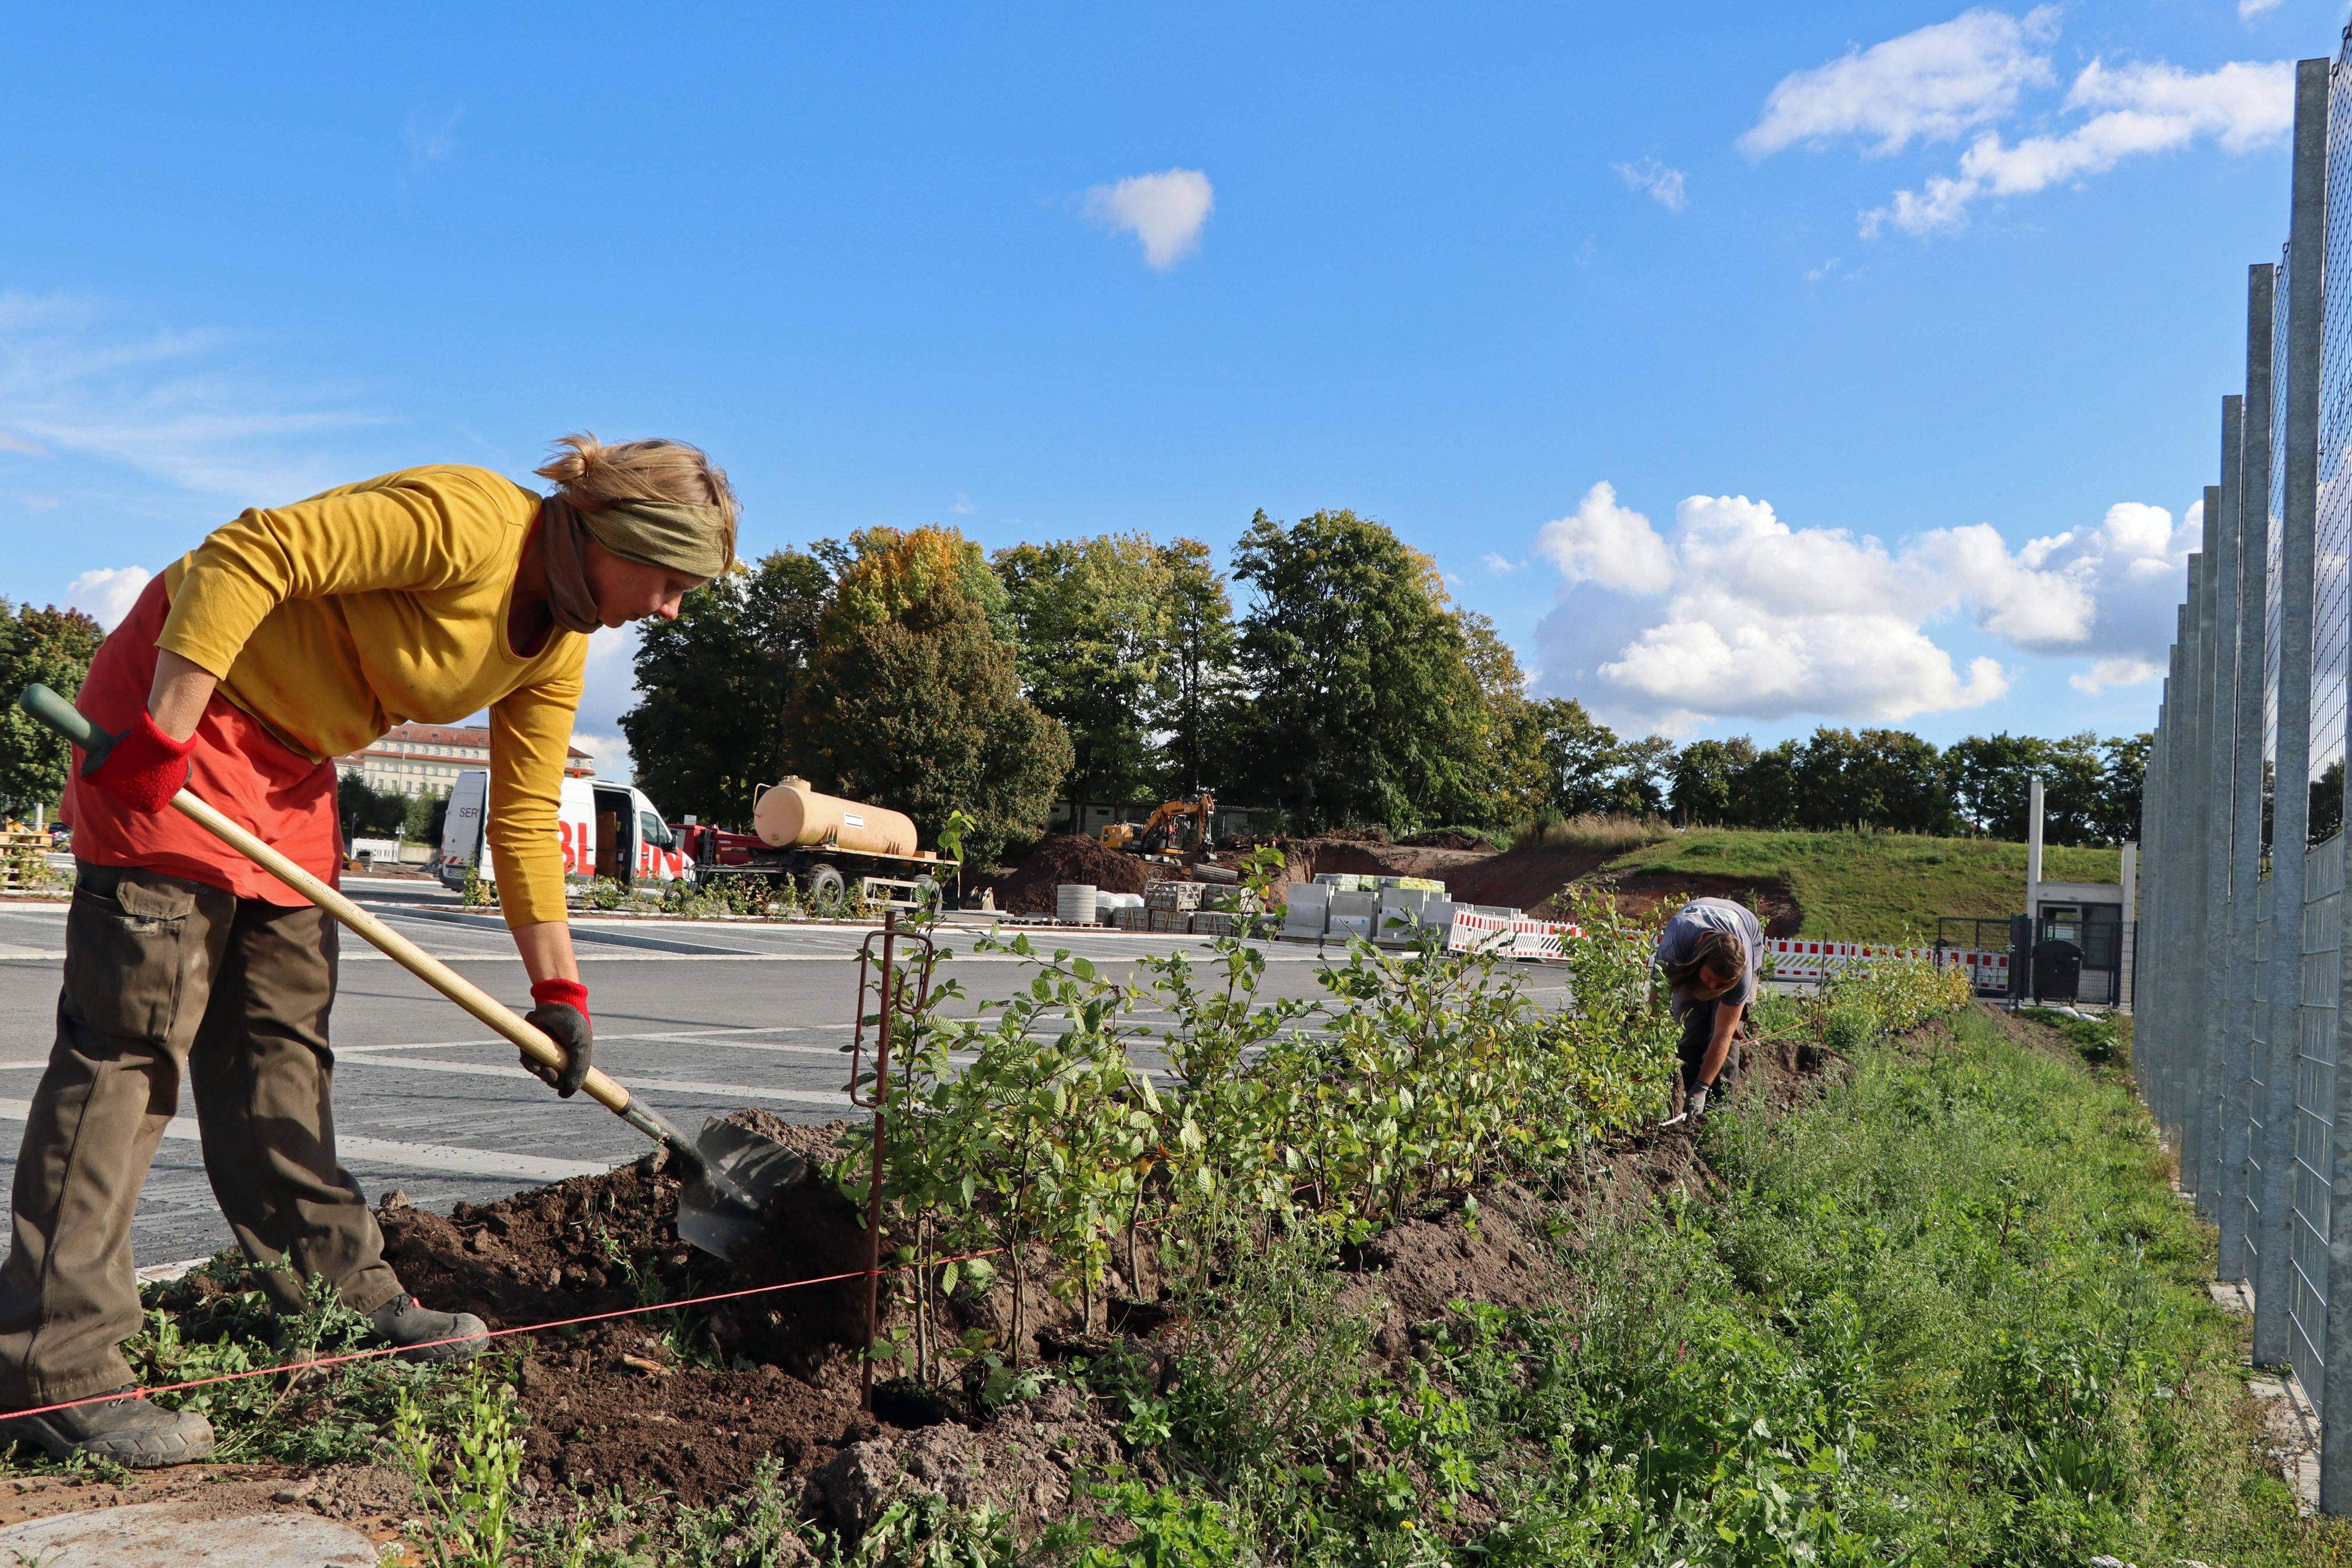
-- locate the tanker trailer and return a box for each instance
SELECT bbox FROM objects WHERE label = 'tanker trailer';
[674,777,953,908]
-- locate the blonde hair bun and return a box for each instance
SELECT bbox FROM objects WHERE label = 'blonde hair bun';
[535,432,740,527]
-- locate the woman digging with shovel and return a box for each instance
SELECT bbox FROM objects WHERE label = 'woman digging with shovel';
[0,436,739,1466]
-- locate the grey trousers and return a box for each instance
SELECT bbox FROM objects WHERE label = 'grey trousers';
[1676,998,1745,1102]
[0,864,400,1405]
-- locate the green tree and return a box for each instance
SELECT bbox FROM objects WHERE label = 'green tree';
[1531,698,1625,817]
[620,550,833,827]
[1945,733,2047,840]
[0,602,103,815]
[2037,732,2109,846]
[1668,737,1757,825]
[1791,727,1953,833]
[2096,733,2151,845]
[338,774,411,839]
[816,525,1009,640]
[1152,538,1239,799]
[1609,734,1677,815]
[1458,614,1552,828]
[1737,740,1804,828]
[1227,509,1484,831]
[786,586,1072,867]
[995,534,1174,825]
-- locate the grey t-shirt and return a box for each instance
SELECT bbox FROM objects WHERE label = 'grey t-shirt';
[1655,897,1765,1016]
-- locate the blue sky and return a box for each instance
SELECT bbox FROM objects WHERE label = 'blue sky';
[0,3,2323,778]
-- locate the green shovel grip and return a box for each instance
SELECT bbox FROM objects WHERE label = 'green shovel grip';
[17,684,114,770]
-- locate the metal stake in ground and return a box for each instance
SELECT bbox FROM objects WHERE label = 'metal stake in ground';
[849,908,937,1408]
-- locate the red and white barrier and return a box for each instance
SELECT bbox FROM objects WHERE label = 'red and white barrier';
[1762,937,2005,989]
[1445,911,1582,959]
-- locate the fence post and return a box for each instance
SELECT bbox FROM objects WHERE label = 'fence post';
[2216,408,2252,1279]
[2196,481,2226,1221]
[2278,53,2333,1498]
[2177,553,2210,1200]
[2243,262,2291,1354]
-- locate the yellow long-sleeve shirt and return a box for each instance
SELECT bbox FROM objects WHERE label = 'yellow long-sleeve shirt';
[157,465,586,928]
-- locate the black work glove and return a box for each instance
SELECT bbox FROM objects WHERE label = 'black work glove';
[524,978,593,1098]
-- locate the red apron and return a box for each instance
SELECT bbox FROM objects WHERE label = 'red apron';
[62,576,340,905]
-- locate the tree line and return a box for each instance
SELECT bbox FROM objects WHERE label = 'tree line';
[620,510,2153,859]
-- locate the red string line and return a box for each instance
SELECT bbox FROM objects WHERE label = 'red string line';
[1,1244,1013,1426]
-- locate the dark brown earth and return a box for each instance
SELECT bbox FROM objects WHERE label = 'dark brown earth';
[984,834,1164,914]
[306,1015,1853,1537]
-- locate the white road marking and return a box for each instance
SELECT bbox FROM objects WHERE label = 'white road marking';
[0,1097,610,1182]
[332,1052,856,1107]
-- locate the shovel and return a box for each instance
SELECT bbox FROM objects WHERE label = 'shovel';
[18,684,803,1261]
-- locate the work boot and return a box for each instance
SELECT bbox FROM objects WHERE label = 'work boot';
[0,1388,214,1467]
[367,1295,490,1365]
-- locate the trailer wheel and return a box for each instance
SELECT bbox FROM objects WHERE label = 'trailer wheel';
[805,863,847,905]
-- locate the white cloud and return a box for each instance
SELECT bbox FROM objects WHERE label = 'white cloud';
[2071,657,2164,693]
[1085,169,1215,270]
[2239,0,2286,17]
[1531,486,2197,729]
[1862,56,2293,236]
[570,625,642,784]
[1534,482,1676,595]
[1806,257,1843,281]
[65,565,151,629]
[1740,7,2059,158]
[950,492,977,515]
[0,430,47,456]
[1480,553,1526,574]
[1613,158,1688,212]
[0,292,378,499]
[567,730,633,783]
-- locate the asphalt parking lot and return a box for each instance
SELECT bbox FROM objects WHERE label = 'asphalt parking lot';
[0,880,1575,1271]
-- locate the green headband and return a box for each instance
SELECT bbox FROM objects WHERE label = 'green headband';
[579,499,739,580]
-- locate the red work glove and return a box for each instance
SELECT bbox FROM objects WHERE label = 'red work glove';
[523,978,593,1098]
[85,711,195,814]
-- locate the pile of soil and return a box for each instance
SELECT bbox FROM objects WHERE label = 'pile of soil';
[308,1018,1852,1543]
[1240,833,1803,931]
[1598,870,1802,936]
[1398,828,1500,851]
[983,835,1163,914]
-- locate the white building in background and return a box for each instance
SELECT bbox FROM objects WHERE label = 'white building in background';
[337,722,594,798]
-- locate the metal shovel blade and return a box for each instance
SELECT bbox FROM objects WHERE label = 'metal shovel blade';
[677,1117,810,1260]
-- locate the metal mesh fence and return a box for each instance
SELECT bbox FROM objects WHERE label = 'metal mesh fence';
[2296,835,2343,1412]
[2251,881,2275,1282]
[2273,240,2293,839]
[2146,46,2352,1506]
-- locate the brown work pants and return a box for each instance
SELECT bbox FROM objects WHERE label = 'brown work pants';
[0,864,400,1405]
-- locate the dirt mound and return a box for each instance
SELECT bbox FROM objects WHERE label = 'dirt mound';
[1598,871,1800,936]
[1439,841,1623,911]
[1399,828,1499,851]
[984,835,1161,914]
[351,1024,1849,1528]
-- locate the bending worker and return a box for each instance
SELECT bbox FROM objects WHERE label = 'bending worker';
[0,436,738,1466]
[1654,895,1765,1121]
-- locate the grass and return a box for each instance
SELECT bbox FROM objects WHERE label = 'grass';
[1502,811,1676,855]
[1605,826,2123,942]
[1022,1002,2339,1566]
[649,987,2303,1564]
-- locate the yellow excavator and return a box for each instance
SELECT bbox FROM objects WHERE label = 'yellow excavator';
[1102,793,1215,858]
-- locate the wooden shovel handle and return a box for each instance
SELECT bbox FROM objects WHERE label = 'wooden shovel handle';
[18,683,635,1118]
[166,789,636,1116]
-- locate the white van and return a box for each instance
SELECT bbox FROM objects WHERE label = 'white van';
[437,770,689,891]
